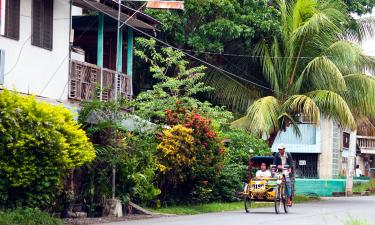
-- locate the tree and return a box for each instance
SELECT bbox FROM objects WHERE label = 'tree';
[343,0,375,15]
[0,90,95,209]
[144,0,280,112]
[134,38,233,128]
[232,0,375,146]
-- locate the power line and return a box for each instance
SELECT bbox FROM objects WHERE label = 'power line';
[4,36,31,76]
[39,55,69,96]
[80,0,274,92]
[38,17,99,96]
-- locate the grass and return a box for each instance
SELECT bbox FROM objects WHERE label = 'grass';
[344,218,375,225]
[353,180,375,193]
[0,208,63,225]
[148,195,319,215]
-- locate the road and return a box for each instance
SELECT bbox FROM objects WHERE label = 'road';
[103,196,375,225]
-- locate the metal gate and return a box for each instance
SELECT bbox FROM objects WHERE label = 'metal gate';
[292,153,318,178]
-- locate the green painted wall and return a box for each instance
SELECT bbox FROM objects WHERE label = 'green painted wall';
[295,179,346,196]
[295,179,369,196]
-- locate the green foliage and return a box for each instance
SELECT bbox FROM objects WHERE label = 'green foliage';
[145,0,280,52]
[343,0,375,15]
[353,180,375,193]
[0,90,95,209]
[134,38,233,127]
[156,107,226,203]
[232,0,375,143]
[212,163,245,202]
[79,99,160,213]
[223,128,271,165]
[0,208,63,225]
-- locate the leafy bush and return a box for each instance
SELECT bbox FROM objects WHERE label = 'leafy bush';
[223,128,271,166]
[0,90,95,209]
[0,208,63,225]
[165,105,226,181]
[155,106,226,203]
[156,125,196,197]
[212,163,246,202]
[134,38,233,127]
[78,99,160,214]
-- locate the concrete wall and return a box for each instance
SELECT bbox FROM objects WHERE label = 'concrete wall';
[318,118,334,179]
[0,0,70,100]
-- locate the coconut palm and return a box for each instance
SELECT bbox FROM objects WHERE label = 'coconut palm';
[232,0,375,146]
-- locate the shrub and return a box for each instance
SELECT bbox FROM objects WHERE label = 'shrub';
[0,90,95,209]
[156,107,226,203]
[223,128,271,166]
[156,125,196,196]
[165,106,226,181]
[0,208,63,225]
[212,163,246,202]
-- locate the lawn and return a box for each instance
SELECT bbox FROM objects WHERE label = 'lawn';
[148,195,319,215]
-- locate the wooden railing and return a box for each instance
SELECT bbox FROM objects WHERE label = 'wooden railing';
[357,135,375,149]
[69,60,132,101]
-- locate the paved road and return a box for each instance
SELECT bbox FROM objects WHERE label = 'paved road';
[103,196,375,225]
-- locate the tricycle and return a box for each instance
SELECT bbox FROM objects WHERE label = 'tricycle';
[243,156,291,214]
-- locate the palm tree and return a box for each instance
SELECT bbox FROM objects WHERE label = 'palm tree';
[232,0,375,146]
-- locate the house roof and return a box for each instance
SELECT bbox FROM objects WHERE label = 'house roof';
[73,0,160,30]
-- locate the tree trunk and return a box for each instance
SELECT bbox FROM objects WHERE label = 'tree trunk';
[267,131,278,148]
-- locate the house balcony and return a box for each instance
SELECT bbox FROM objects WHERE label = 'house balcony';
[357,135,375,155]
[68,60,132,102]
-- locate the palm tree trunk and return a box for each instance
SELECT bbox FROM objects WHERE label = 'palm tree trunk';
[267,131,278,148]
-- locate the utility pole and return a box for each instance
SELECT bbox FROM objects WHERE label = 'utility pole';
[346,130,357,196]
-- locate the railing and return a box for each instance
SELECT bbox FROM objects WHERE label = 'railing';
[357,135,375,149]
[69,60,132,101]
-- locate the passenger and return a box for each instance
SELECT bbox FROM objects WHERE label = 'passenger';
[256,162,271,178]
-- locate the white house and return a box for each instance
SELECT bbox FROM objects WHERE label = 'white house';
[0,0,159,103]
[0,0,70,100]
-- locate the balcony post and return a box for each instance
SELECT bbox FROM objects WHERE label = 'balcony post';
[127,27,133,95]
[97,13,104,100]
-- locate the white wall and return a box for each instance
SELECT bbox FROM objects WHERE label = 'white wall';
[0,0,70,100]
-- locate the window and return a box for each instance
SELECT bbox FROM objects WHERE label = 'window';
[343,132,350,149]
[0,0,20,40]
[32,0,53,50]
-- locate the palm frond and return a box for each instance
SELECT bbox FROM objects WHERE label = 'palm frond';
[254,39,281,95]
[232,96,281,137]
[301,56,346,91]
[307,90,356,130]
[278,112,302,137]
[203,69,261,113]
[342,74,375,117]
[282,94,320,124]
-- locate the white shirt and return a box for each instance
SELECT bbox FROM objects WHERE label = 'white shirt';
[356,168,362,177]
[256,170,271,178]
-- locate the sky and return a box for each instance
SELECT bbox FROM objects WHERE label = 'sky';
[356,10,375,56]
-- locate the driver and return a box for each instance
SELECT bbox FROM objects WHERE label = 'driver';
[256,162,271,178]
[273,143,294,206]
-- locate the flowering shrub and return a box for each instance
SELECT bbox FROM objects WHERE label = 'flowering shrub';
[156,125,196,197]
[165,105,226,180]
[157,104,226,202]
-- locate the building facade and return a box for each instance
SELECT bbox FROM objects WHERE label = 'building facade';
[0,0,159,103]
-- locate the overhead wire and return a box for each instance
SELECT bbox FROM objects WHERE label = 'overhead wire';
[39,16,99,96]
[79,0,275,92]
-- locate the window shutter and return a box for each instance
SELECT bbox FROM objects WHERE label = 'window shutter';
[43,0,53,50]
[32,0,42,47]
[4,0,20,40]
[32,0,53,50]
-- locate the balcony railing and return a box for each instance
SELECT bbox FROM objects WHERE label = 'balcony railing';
[357,136,375,154]
[69,60,132,101]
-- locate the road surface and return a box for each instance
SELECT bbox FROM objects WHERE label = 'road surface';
[103,196,375,225]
